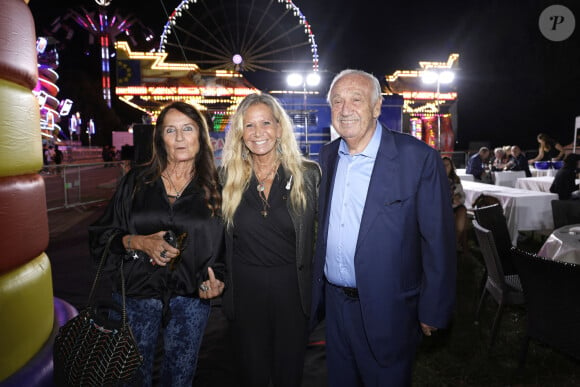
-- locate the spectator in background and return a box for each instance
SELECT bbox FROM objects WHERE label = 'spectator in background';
[502,145,512,160]
[506,145,532,177]
[550,153,580,200]
[443,156,467,254]
[41,143,49,174]
[110,145,117,161]
[466,147,491,182]
[45,145,54,164]
[491,147,509,171]
[102,144,112,167]
[101,144,110,161]
[528,133,565,164]
[42,143,48,165]
[53,145,63,175]
[43,145,55,174]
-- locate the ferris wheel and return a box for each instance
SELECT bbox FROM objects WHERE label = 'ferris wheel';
[158,0,319,73]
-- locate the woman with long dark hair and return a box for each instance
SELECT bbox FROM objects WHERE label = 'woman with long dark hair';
[89,101,225,386]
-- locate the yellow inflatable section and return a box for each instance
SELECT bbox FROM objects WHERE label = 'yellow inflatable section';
[0,0,58,383]
[0,79,42,176]
[0,0,37,89]
[0,253,54,380]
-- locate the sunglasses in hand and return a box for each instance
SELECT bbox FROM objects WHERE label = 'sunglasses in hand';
[164,231,188,270]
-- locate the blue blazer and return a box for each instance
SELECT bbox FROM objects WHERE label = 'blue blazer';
[311,126,457,366]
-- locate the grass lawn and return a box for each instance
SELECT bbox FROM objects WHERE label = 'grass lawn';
[414,230,580,386]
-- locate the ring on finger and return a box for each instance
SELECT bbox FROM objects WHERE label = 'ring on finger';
[199,284,210,292]
[160,250,167,258]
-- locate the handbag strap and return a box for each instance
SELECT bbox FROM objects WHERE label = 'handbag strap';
[87,232,129,327]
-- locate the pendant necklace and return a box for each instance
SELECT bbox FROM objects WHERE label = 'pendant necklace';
[258,190,270,218]
[254,163,278,217]
[256,163,277,193]
[163,173,193,199]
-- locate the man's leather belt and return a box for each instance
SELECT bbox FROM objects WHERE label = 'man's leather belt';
[327,280,359,298]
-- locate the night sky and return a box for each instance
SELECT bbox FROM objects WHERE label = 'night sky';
[28,0,580,151]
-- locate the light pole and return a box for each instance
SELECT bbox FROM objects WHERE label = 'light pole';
[287,72,321,156]
[421,69,454,150]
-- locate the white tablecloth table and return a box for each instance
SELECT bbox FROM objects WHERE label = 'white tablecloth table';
[515,176,580,193]
[538,224,580,264]
[456,168,474,182]
[492,171,526,188]
[515,176,554,193]
[456,169,526,186]
[462,180,558,245]
[530,167,556,177]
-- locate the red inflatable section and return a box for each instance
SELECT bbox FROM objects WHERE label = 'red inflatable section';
[0,174,49,274]
[0,0,38,89]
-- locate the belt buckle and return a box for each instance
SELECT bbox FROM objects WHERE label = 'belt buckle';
[342,287,358,298]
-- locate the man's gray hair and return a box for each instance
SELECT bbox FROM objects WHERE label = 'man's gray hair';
[327,69,382,105]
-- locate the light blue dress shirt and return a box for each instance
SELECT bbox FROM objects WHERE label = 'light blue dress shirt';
[324,123,382,287]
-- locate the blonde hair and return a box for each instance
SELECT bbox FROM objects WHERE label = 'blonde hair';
[222,93,307,228]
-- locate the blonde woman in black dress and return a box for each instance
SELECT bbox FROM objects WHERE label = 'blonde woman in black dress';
[221,93,320,387]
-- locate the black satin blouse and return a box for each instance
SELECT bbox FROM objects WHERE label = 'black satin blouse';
[89,167,225,301]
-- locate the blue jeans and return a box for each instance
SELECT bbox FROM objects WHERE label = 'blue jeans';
[112,293,210,387]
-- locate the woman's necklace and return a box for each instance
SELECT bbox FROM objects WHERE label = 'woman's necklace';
[255,163,278,193]
[258,190,270,218]
[163,173,193,199]
[254,162,278,217]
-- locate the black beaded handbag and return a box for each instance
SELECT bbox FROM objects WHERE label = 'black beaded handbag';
[53,233,143,386]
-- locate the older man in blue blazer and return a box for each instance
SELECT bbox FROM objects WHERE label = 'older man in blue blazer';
[311,69,456,386]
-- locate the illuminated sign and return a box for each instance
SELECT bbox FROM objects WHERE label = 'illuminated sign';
[59,99,73,116]
[400,91,458,101]
[116,86,257,97]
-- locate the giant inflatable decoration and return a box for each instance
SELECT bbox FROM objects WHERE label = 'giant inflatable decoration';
[0,1,77,384]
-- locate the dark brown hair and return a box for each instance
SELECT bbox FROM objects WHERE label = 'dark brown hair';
[442,156,460,184]
[140,101,221,216]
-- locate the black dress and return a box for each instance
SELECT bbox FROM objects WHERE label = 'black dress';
[230,167,307,387]
[542,141,561,161]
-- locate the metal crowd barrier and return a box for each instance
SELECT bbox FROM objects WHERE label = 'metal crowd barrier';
[43,161,125,211]
[42,151,473,211]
